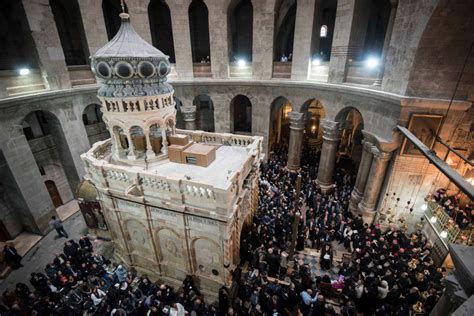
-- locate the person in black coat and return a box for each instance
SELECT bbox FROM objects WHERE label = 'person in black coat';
[3,244,23,269]
[79,235,93,252]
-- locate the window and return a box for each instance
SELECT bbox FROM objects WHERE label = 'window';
[320,25,328,38]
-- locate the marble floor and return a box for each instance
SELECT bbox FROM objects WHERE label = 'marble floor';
[57,199,80,221]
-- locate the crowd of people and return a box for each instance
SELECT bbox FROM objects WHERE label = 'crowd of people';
[431,188,473,231]
[0,142,447,315]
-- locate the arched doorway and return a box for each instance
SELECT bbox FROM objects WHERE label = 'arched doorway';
[274,0,296,61]
[0,0,38,71]
[311,0,337,63]
[189,0,210,63]
[269,97,293,150]
[301,99,325,148]
[45,180,63,208]
[21,111,77,206]
[82,104,110,146]
[363,0,391,59]
[102,0,128,40]
[49,0,89,65]
[148,0,175,63]
[335,107,364,168]
[230,95,252,134]
[228,0,253,62]
[77,180,108,237]
[193,95,214,132]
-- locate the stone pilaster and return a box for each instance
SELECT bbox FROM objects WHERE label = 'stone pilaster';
[252,0,275,80]
[0,132,57,235]
[78,0,108,55]
[181,106,197,130]
[349,138,374,212]
[286,112,305,170]
[316,120,341,193]
[208,1,229,79]
[168,1,194,79]
[374,0,398,86]
[291,0,317,80]
[22,0,71,90]
[358,146,392,222]
[328,0,371,83]
[128,0,153,44]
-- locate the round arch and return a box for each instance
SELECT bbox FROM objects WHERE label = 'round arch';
[335,107,365,167]
[301,99,326,147]
[230,94,252,134]
[269,96,293,150]
[148,0,176,63]
[228,0,253,62]
[274,0,297,61]
[193,94,214,132]
[188,0,210,63]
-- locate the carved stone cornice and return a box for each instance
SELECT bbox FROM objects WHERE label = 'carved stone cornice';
[321,119,341,142]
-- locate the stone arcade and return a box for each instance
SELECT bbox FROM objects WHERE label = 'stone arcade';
[81,12,262,296]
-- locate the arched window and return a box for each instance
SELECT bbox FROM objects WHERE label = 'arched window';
[229,0,253,62]
[0,0,38,70]
[189,0,210,63]
[148,0,176,63]
[320,25,328,38]
[274,0,297,61]
[230,95,252,133]
[50,0,89,65]
[102,0,128,40]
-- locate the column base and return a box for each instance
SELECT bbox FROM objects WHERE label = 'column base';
[317,180,335,194]
[349,189,364,212]
[373,78,382,86]
[146,150,155,160]
[357,209,377,225]
[286,163,300,171]
[358,200,376,215]
[127,154,137,161]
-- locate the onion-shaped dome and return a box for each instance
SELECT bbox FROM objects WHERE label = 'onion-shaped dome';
[90,13,172,98]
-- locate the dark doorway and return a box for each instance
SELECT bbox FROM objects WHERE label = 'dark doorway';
[0,0,38,70]
[189,0,211,63]
[50,0,89,65]
[274,0,297,61]
[229,0,253,62]
[45,180,63,208]
[148,0,176,63]
[102,0,128,40]
[231,95,252,133]
[0,221,11,242]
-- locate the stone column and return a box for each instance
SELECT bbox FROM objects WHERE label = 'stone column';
[161,128,168,154]
[349,139,374,212]
[316,120,341,193]
[181,106,197,130]
[168,1,194,79]
[78,0,108,55]
[126,133,137,160]
[358,146,392,222]
[286,112,305,171]
[373,0,398,86]
[328,0,371,83]
[208,0,229,79]
[145,131,155,159]
[22,0,71,90]
[0,131,57,235]
[291,0,317,80]
[252,0,275,80]
[128,0,153,44]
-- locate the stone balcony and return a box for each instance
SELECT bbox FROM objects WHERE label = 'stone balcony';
[82,130,263,220]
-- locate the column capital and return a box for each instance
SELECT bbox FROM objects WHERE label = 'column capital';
[371,147,392,161]
[322,119,342,141]
[362,138,374,152]
[181,106,197,122]
[288,112,306,129]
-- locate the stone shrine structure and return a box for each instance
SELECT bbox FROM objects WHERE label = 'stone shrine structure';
[81,12,263,296]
